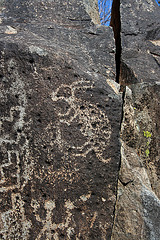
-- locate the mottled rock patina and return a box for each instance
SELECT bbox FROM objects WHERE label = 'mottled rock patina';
[0,0,122,239]
[1,0,159,239]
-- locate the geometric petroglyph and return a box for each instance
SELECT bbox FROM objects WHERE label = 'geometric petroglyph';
[0,193,32,239]
[0,58,33,192]
[51,80,112,163]
[0,107,23,193]
[0,150,20,192]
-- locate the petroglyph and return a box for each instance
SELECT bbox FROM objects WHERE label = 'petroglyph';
[31,198,76,240]
[0,151,20,192]
[0,58,33,192]
[51,80,112,164]
[0,193,32,239]
[0,0,122,238]
[30,191,96,239]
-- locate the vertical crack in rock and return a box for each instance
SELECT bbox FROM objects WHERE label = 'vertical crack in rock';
[111,0,160,238]
[110,0,121,84]
[109,2,125,238]
[110,0,139,90]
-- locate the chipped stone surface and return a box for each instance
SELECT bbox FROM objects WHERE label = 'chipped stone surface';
[0,0,122,239]
[112,83,160,239]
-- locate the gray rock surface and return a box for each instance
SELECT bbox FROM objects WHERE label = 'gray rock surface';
[120,0,160,85]
[0,0,122,239]
[112,83,160,239]
[111,0,160,239]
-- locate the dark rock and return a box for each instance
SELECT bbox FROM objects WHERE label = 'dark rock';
[0,0,122,239]
[120,0,160,85]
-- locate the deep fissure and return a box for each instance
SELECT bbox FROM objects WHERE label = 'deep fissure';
[110,0,121,84]
[110,1,124,236]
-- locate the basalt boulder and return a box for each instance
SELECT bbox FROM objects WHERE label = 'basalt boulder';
[0,0,122,239]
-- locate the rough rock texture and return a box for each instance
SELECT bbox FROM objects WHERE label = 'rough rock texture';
[83,0,100,24]
[112,0,160,239]
[112,83,160,240]
[0,0,122,239]
[120,0,160,86]
[0,0,160,239]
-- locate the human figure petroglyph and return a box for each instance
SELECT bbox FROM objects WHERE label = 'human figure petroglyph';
[51,80,112,163]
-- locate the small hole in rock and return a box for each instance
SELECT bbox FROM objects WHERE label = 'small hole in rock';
[91,123,96,128]
[68,148,72,152]
[80,106,85,110]
[74,73,78,78]
[29,59,34,64]
[97,104,103,109]
[86,88,91,92]
[17,129,22,133]
[78,123,82,129]
[60,233,65,238]
[100,91,104,95]
[42,193,47,198]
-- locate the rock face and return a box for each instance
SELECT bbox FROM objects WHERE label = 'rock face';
[83,0,100,24]
[120,0,160,86]
[0,0,160,239]
[0,0,122,239]
[112,0,160,239]
[112,83,160,240]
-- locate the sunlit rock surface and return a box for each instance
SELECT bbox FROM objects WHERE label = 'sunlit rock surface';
[112,83,160,240]
[120,0,160,86]
[83,0,101,24]
[112,0,160,239]
[0,0,122,239]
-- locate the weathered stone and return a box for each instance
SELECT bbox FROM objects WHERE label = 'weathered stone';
[1,0,160,238]
[112,83,160,239]
[83,0,100,24]
[111,1,160,238]
[120,0,160,86]
[0,0,122,239]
